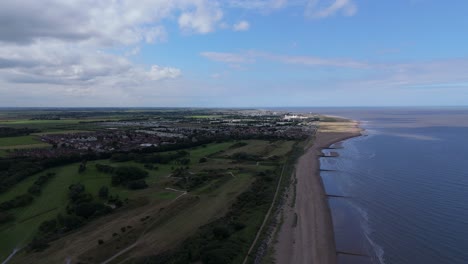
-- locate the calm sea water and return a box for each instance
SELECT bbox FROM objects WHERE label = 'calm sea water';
[2,107,465,263]
[286,107,468,264]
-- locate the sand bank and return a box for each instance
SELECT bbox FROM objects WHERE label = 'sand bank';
[275,120,361,264]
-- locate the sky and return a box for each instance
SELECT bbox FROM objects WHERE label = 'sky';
[1,0,468,107]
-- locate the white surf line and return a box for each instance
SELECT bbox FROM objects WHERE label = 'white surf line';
[2,247,20,264]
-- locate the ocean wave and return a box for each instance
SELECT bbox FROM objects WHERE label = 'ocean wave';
[349,201,386,264]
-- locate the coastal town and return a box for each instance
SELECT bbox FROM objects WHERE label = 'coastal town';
[7,111,319,158]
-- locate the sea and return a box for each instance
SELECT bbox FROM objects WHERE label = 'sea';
[277,107,468,264]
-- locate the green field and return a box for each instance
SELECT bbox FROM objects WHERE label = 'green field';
[187,115,223,119]
[0,135,41,147]
[31,130,91,136]
[0,139,297,263]
[0,118,112,133]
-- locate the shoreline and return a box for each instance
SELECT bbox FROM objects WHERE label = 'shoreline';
[275,120,362,264]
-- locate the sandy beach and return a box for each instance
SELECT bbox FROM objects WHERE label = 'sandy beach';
[275,121,361,264]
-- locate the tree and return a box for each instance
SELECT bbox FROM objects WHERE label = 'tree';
[112,166,148,186]
[126,180,148,190]
[68,183,86,202]
[78,161,87,173]
[29,237,50,252]
[38,219,57,234]
[98,186,109,199]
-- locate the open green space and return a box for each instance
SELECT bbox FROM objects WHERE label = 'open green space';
[0,135,41,147]
[31,130,91,136]
[0,139,298,263]
[186,115,223,119]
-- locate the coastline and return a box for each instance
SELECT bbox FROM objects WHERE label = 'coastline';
[275,120,362,264]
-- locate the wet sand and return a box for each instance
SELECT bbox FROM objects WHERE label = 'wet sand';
[275,121,361,264]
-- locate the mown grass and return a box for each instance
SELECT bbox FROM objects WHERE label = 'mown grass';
[0,163,128,259]
[0,139,298,262]
[0,142,247,260]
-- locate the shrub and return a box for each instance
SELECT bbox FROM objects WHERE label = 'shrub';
[112,166,148,186]
[98,186,109,198]
[126,180,148,190]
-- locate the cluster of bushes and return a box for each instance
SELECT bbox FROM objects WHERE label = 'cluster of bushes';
[228,141,248,149]
[111,150,189,165]
[0,159,43,193]
[0,127,39,137]
[111,166,149,190]
[28,173,55,195]
[0,172,56,212]
[138,170,278,264]
[29,183,118,251]
[0,193,34,211]
[96,164,150,190]
[66,183,113,219]
[95,163,115,173]
[0,152,112,194]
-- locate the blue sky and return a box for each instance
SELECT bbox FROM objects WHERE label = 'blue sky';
[0,0,467,107]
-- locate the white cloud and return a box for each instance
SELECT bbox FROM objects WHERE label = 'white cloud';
[148,65,182,81]
[178,1,223,34]
[233,21,251,31]
[0,0,224,45]
[125,46,141,57]
[200,52,254,63]
[305,0,357,19]
[0,0,220,103]
[228,0,288,10]
[0,40,181,86]
[201,50,366,68]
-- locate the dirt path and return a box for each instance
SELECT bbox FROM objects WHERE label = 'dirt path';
[275,121,361,264]
[2,248,20,264]
[101,242,138,264]
[100,188,188,264]
[241,165,286,264]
